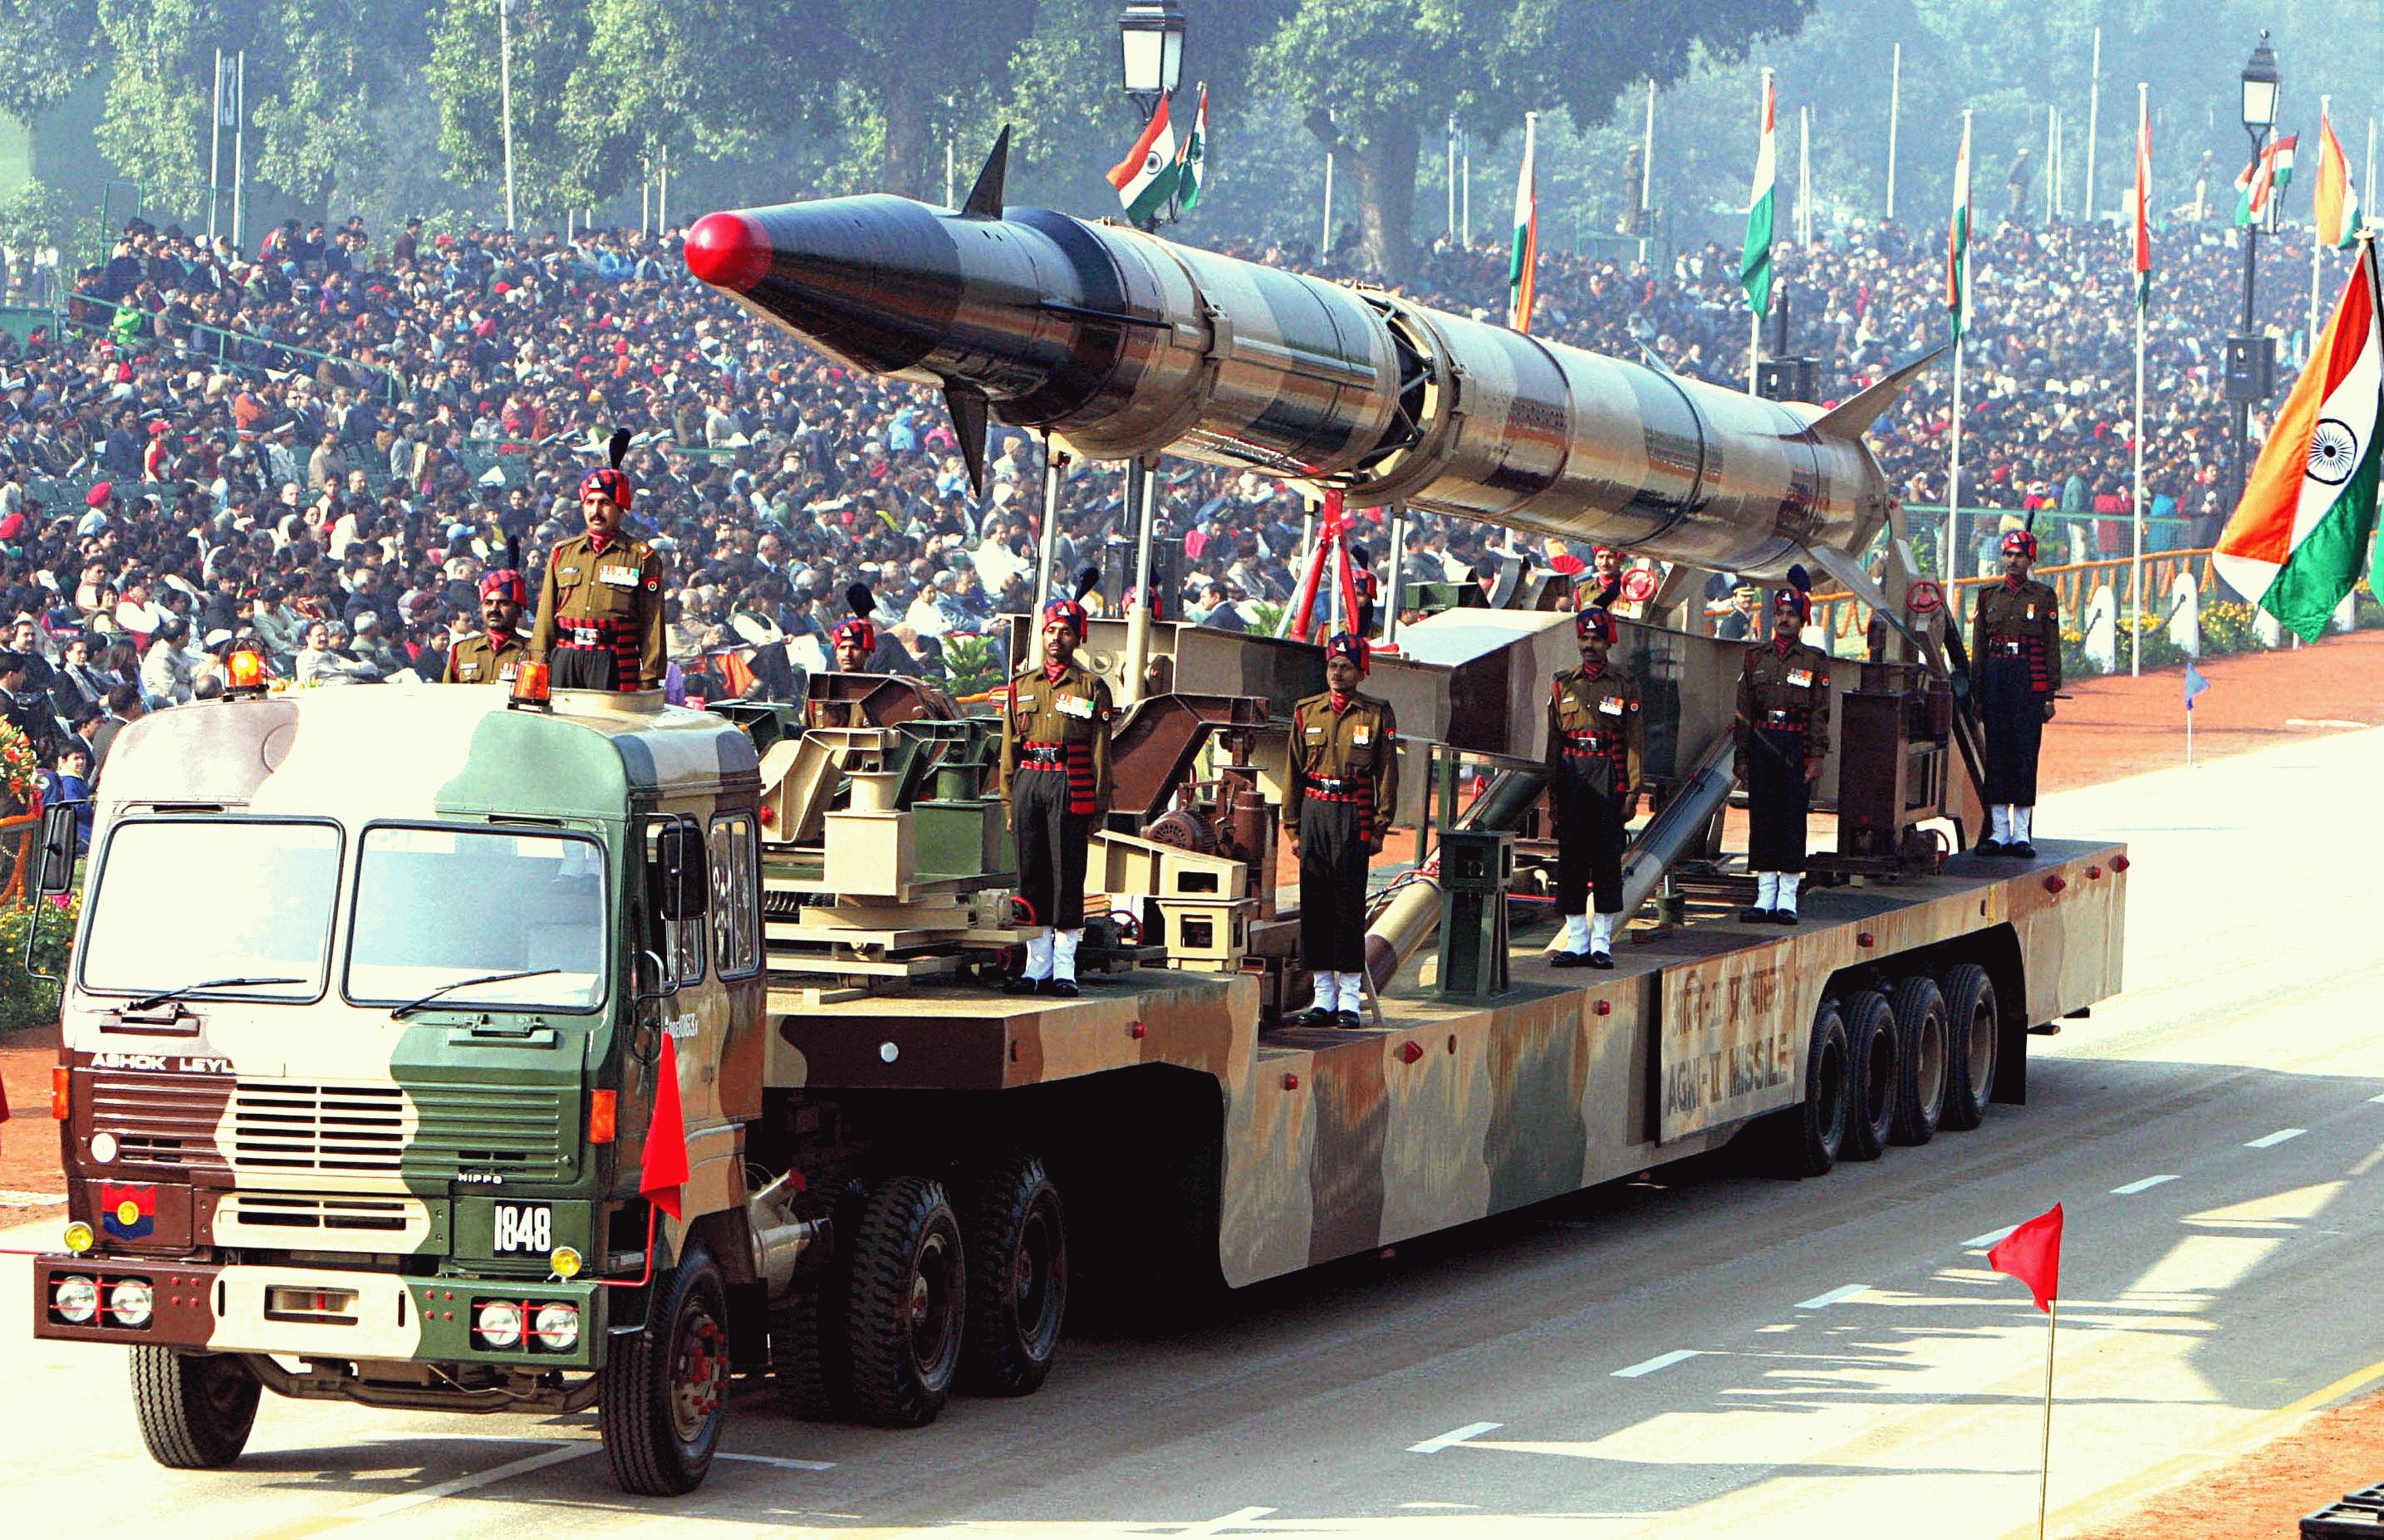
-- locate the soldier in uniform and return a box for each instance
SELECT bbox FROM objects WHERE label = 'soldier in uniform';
[1283,633,1398,1025]
[807,584,879,728]
[1969,527,2060,857]
[998,594,1114,998]
[1543,596,1641,969]
[441,568,529,685]
[528,463,666,692]
[1734,571,1832,924]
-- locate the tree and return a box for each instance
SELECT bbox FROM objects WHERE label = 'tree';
[1253,0,1811,282]
[251,0,432,215]
[570,0,828,190]
[0,0,104,122]
[424,0,613,223]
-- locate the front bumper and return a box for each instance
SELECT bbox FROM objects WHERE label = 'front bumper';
[29,1254,610,1370]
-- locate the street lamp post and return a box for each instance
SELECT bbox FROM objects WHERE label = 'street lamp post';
[498,0,517,233]
[2224,32,2281,538]
[1116,0,1185,703]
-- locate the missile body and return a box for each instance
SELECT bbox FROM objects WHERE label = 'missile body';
[686,193,1921,578]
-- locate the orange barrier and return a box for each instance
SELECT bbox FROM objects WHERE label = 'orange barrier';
[0,810,41,906]
[1810,548,2223,649]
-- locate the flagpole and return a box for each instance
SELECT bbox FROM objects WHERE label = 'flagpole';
[1886,42,1901,220]
[2315,97,2331,346]
[1447,113,1458,240]
[2045,105,2058,225]
[1947,334,1964,577]
[2037,1299,2058,1540]
[1946,107,1972,581]
[1640,80,1656,263]
[1799,105,1813,246]
[2083,27,2102,219]
[1321,150,1333,262]
[1747,67,1774,395]
[2369,117,2378,228]
[2146,81,2164,677]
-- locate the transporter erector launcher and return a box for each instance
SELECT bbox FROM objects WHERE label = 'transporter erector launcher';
[682,138,1935,582]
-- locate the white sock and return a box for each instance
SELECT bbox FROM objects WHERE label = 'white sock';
[1053,928,1082,981]
[2013,806,2033,842]
[1023,929,1053,980]
[1989,805,2014,842]
[1337,971,1367,1013]
[1591,910,1617,952]
[1754,871,1779,910]
[1557,912,1591,954]
[1308,971,1341,1012]
[1776,874,1801,914]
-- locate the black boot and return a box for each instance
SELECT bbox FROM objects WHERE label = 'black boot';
[1004,973,1042,996]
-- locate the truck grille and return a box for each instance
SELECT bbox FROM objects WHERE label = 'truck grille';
[405,1082,570,1181]
[88,1072,225,1170]
[229,1082,408,1171]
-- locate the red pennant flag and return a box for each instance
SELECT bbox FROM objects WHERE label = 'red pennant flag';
[1988,1204,2064,1312]
[638,1032,689,1222]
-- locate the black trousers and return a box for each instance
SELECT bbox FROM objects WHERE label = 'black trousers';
[1013,768,1089,929]
[1978,655,2045,807]
[1297,799,1368,974]
[1550,768,1625,915]
[1744,727,1812,873]
[549,645,620,691]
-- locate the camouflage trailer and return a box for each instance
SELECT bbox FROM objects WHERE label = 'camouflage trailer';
[27,659,2126,1497]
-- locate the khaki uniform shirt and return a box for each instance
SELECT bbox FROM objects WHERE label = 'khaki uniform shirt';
[1735,640,1835,765]
[1970,579,2063,694]
[1544,667,1643,802]
[528,532,667,690]
[998,664,1115,815]
[1283,690,1398,836]
[442,628,527,685]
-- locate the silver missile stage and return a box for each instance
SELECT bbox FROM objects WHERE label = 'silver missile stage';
[684,154,1935,581]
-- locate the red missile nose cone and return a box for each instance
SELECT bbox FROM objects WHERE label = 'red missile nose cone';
[685,211,772,293]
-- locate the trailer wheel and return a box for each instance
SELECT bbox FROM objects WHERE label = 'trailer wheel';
[1889,975,1950,1145]
[1841,989,1899,1162]
[600,1243,728,1496]
[959,1152,1069,1396]
[846,1175,965,1426]
[770,1274,846,1421]
[1778,1002,1849,1177]
[130,1348,259,1469]
[1938,964,1999,1131]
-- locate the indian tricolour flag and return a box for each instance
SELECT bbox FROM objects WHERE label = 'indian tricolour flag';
[1173,83,1209,213]
[1107,94,1178,223]
[2316,105,2360,250]
[1740,71,1775,318]
[1945,112,1972,339]
[2131,94,2151,311]
[2214,239,2384,641]
[1508,112,1538,332]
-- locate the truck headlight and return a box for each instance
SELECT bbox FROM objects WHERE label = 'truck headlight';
[52,1274,98,1323]
[109,1278,154,1327]
[473,1300,522,1349]
[532,1302,581,1351]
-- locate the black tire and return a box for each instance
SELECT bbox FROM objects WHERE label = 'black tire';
[770,1274,845,1421]
[845,1175,965,1427]
[958,1153,1069,1396]
[1939,964,1999,1131]
[130,1347,259,1469]
[600,1243,729,1497]
[1889,974,1950,1146]
[1778,1003,1849,1177]
[1841,989,1899,1162]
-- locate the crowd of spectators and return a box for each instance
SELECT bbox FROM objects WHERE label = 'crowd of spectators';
[0,193,2324,795]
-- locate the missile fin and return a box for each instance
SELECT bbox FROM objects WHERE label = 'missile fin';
[961,125,1011,219]
[944,379,991,499]
[1636,341,1682,379]
[1805,346,1948,440]
[1799,542,1930,658]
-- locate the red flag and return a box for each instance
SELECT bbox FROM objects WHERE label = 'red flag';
[1988,1204,2064,1312]
[638,1032,689,1221]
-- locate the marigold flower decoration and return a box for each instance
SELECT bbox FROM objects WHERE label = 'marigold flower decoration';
[0,721,38,807]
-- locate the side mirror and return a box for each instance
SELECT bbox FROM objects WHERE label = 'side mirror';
[648,817,709,923]
[34,802,76,895]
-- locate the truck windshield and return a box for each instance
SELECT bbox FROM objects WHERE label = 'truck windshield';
[346,826,607,1011]
[81,820,341,1001]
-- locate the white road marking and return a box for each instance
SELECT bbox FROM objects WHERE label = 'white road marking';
[0,1189,64,1206]
[1963,1225,2019,1249]
[1178,1507,1277,1534]
[1794,1283,1871,1309]
[335,1443,597,1520]
[2112,1174,2180,1194]
[2246,1128,2308,1148]
[718,1452,839,1472]
[1612,1349,1703,1379]
[2369,1091,2384,1104]
[1406,1421,1501,1454]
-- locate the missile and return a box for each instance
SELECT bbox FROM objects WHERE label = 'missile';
[684,136,1935,580]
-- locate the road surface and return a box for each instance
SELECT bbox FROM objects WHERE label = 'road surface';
[2,723,2378,1538]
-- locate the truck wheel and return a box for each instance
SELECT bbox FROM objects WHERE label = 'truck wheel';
[1778,1003,1849,1177]
[846,1175,965,1427]
[1889,975,1950,1145]
[130,1347,259,1469]
[600,1243,729,1496]
[959,1153,1069,1396]
[770,1275,846,1421]
[1938,964,1999,1131]
[1841,989,1899,1162]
